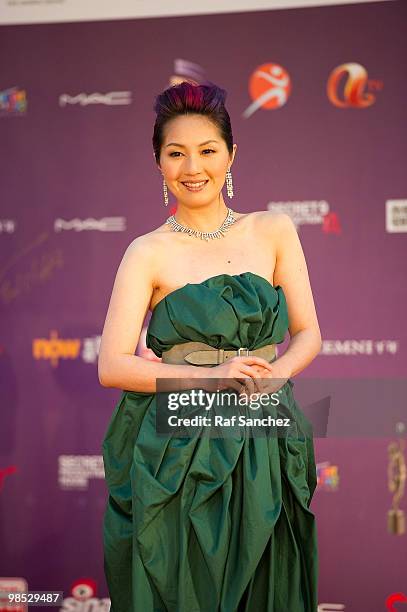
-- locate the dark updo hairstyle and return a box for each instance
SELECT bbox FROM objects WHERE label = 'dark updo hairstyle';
[152,81,234,164]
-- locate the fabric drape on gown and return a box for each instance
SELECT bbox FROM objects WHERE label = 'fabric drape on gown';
[102,272,319,612]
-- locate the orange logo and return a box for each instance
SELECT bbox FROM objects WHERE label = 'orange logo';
[327,62,382,108]
[243,62,291,118]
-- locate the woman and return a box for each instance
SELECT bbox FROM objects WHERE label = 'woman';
[99,81,321,612]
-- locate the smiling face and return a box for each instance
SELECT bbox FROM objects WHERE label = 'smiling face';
[157,113,236,206]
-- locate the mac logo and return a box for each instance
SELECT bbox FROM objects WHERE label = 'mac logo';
[54,217,126,232]
[59,91,132,106]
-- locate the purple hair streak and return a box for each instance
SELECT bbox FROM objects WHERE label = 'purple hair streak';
[152,81,233,164]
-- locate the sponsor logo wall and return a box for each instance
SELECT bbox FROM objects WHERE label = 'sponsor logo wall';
[0,2,406,610]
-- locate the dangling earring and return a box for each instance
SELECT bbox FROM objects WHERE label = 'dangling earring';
[226,168,234,198]
[162,177,169,207]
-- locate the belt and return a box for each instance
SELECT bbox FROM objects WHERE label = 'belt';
[161,341,277,366]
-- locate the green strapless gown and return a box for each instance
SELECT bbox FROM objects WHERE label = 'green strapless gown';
[102,272,318,612]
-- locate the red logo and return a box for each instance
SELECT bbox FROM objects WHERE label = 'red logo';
[243,62,291,118]
[322,212,341,235]
[0,465,17,491]
[386,593,407,611]
[70,578,97,601]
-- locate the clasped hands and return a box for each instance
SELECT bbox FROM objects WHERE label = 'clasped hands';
[239,358,291,398]
[206,355,291,398]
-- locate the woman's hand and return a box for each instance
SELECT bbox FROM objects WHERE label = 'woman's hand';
[245,359,292,395]
[200,355,274,397]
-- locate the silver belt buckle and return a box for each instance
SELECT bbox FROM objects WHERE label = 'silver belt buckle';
[237,347,250,356]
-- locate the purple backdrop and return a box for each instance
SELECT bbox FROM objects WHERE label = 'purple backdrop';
[1,1,406,611]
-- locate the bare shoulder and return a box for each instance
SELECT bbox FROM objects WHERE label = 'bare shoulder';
[273,211,296,230]
[271,213,298,245]
[122,232,157,262]
[126,219,169,249]
[252,210,295,239]
[257,210,294,229]
[121,224,172,282]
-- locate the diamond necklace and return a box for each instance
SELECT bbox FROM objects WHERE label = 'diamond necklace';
[165,207,236,241]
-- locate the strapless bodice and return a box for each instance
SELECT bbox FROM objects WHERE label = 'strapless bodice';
[146,271,289,358]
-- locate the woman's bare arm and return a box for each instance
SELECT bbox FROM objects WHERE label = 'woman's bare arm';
[97,236,205,392]
[271,213,322,378]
